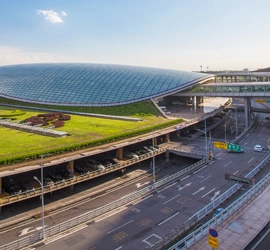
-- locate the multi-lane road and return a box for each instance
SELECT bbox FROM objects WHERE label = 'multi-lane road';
[1,112,269,249]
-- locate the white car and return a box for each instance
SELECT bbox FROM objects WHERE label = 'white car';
[254,145,263,152]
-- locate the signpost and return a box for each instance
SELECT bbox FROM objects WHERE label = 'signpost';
[208,228,218,249]
[214,141,227,150]
[225,173,253,185]
[227,143,243,153]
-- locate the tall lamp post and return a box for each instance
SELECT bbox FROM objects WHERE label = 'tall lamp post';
[33,154,51,240]
[225,123,227,142]
[197,119,208,162]
[152,131,156,187]
[235,106,238,137]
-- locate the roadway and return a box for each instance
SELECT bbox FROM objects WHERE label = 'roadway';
[1,114,267,249]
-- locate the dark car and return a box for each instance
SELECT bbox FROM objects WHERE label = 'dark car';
[4,182,22,195]
[48,173,65,183]
[58,169,74,180]
[19,180,35,193]
[43,177,54,187]
[74,165,89,175]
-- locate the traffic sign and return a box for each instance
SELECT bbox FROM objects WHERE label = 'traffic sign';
[209,228,218,237]
[208,235,218,249]
[227,143,242,152]
[214,141,227,150]
[225,173,253,185]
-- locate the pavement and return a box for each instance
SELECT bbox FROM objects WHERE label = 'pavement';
[190,184,270,250]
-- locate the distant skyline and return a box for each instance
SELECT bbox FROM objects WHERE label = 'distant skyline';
[0,0,269,71]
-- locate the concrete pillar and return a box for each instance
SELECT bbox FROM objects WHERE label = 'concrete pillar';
[165,151,170,162]
[165,133,170,142]
[192,96,195,108]
[230,76,233,82]
[154,137,157,146]
[196,96,200,106]
[244,98,251,128]
[221,76,224,82]
[67,161,74,191]
[116,147,123,160]
[234,76,237,82]
[244,76,247,82]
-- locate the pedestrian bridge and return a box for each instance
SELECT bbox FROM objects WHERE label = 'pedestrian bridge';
[177,82,270,98]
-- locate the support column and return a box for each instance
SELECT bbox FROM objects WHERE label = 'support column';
[0,177,2,213]
[116,147,123,160]
[165,151,170,162]
[196,96,200,106]
[165,133,170,142]
[244,98,251,128]
[67,161,74,191]
[192,96,195,108]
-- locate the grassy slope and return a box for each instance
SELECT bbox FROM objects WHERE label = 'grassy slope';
[0,99,179,164]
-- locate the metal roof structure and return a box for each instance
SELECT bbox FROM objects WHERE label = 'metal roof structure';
[0,63,213,106]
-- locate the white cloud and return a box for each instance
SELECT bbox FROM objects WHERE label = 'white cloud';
[37,10,67,23]
[0,46,72,66]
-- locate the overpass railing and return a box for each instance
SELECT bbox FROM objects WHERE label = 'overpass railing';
[146,154,270,250]
[0,157,208,250]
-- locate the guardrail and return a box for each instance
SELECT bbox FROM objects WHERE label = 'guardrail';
[146,154,270,250]
[0,157,208,250]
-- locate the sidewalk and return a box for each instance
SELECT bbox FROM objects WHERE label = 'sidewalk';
[190,184,270,250]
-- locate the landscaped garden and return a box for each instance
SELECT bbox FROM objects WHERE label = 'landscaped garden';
[0,100,183,166]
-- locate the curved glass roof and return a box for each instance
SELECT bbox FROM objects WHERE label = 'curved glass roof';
[0,63,212,106]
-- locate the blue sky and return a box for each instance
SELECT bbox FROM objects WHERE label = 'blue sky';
[0,0,269,71]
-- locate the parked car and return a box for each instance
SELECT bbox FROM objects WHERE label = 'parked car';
[74,165,89,175]
[254,145,263,152]
[124,151,139,159]
[58,169,74,180]
[86,159,105,171]
[48,173,65,183]
[19,180,35,192]
[213,207,225,217]
[4,182,22,195]
[43,177,54,187]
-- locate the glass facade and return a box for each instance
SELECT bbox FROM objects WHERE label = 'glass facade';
[0,63,210,106]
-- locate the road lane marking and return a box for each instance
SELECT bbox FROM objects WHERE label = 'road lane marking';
[211,190,221,201]
[233,170,239,175]
[192,186,205,195]
[201,188,215,198]
[180,175,190,181]
[142,234,162,246]
[248,157,254,163]
[200,175,211,183]
[107,220,133,234]
[157,182,177,193]
[132,194,153,205]
[163,194,181,205]
[224,161,232,167]
[158,212,179,226]
[95,207,127,222]
[193,165,207,174]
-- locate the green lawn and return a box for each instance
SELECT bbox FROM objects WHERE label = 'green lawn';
[0,105,171,163]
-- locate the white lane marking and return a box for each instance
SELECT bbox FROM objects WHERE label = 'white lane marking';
[107,220,133,234]
[268,138,270,143]
[201,188,215,198]
[233,170,239,175]
[20,226,45,236]
[243,142,248,146]
[193,165,207,174]
[132,194,153,205]
[178,182,192,191]
[224,161,232,167]
[248,157,254,163]
[158,212,179,226]
[180,175,190,181]
[163,194,181,205]
[192,186,205,195]
[200,175,211,183]
[209,161,215,165]
[115,247,122,250]
[136,181,150,188]
[157,182,177,193]
[211,190,221,201]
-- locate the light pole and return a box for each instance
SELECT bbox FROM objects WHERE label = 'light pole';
[152,131,156,187]
[197,119,208,162]
[235,106,238,137]
[33,154,51,240]
[225,123,227,142]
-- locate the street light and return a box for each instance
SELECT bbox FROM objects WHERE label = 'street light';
[197,119,208,162]
[235,106,238,137]
[225,123,227,142]
[33,154,51,240]
[152,131,156,187]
